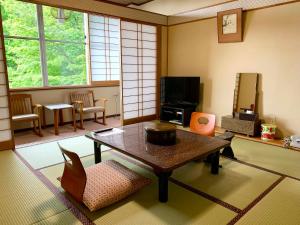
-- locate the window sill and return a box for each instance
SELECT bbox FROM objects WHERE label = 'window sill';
[9,81,120,92]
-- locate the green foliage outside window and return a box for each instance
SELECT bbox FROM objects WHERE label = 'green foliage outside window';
[1,0,87,88]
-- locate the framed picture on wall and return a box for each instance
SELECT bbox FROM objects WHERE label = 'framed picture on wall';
[217,8,243,43]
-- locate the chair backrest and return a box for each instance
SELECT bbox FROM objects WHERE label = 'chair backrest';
[190,112,216,137]
[69,90,94,108]
[58,143,87,202]
[10,94,33,116]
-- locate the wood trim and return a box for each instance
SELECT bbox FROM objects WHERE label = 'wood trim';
[129,0,154,6]
[85,14,92,84]
[94,0,154,7]
[168,0,300,27]
[156,25,161,118]
[22,0,167,25]
[168,16,216,27]
[123,114,156,125]
[245,0,300,13]
[0,10,15,150]
[171,0,238,16]
[0,140,14,151]
[9,81,120,92]
[215,126,300,152]
[92,0,162,16]
[120,21,125,125]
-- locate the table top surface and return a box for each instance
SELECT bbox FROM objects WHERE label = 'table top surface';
[44,104,73,110]
[86,122,230,172]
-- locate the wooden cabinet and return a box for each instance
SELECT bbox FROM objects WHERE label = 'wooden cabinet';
[221,115,261,137]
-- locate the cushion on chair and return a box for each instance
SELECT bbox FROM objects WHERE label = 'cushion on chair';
[81,106,104,113]
[82,160,151,212]
[12,114,39,121]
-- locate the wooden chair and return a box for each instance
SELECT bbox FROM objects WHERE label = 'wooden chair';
[58,144,151,211]
[70,90,107,129]
[10,94,43,137]
[190,112,216,137]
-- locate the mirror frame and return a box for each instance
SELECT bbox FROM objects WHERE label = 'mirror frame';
[232,73,259,116]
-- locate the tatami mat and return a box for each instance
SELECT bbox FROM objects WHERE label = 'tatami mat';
[16,135,110,169]
[41,152,237,225]
[236,178,300,225]
[7,133,300,225]
[232,138,300,179]
[0,151,68,225]
[34,210,82,225]
[172,157,280,209]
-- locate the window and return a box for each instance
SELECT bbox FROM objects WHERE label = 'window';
[1,0,121,88]
[43,6,87,86]
[2,0,42,87]
[121,21,157,121]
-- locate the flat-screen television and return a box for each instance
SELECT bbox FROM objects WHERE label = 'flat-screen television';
[161,77,200,105]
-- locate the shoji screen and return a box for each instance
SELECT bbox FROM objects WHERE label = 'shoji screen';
[121,21,157,123]
[0,13,14,150]
[88,14,121,83]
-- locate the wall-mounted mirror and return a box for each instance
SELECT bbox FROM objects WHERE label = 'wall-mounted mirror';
[233,73,259,115]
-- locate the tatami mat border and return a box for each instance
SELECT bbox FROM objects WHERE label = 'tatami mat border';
[226,157,300,182]
[37,153,95,171]
[14,150,96,225]
[15,133,84,149]
[227,176,285,225]
[111,151,242,213]
[169,177,242,213]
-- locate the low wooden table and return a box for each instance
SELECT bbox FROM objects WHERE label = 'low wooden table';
[85,122,230,203]
[43,104,76,135]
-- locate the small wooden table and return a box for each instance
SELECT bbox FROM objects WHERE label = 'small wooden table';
[85,122,230,203]
[43,104,76,135]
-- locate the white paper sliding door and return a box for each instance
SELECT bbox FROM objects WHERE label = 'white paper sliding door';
[121,21,157,124]
[0,12,14,150]
[88,14,121,83]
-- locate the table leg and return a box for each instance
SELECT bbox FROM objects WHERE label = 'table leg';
[54,109,59,135]
[42,106,46,128]
[59,109,64,126]
[221,146,237,160]
[94,142,102,164]
[72,107,76,132]
[156,171,172,203]
[211,151,220,174]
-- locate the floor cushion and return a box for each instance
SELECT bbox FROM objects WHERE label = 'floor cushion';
[83,160,151,211]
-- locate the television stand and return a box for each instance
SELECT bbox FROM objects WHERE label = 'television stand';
[160,104,196,127]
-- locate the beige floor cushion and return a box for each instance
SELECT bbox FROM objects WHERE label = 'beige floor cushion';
[83,160,151,211]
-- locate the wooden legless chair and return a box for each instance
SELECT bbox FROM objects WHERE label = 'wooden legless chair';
[190,112,216,137]
[58,144,151,211]
[10,94,43,137]
[190,112,236,160]
[69,90,107,129]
